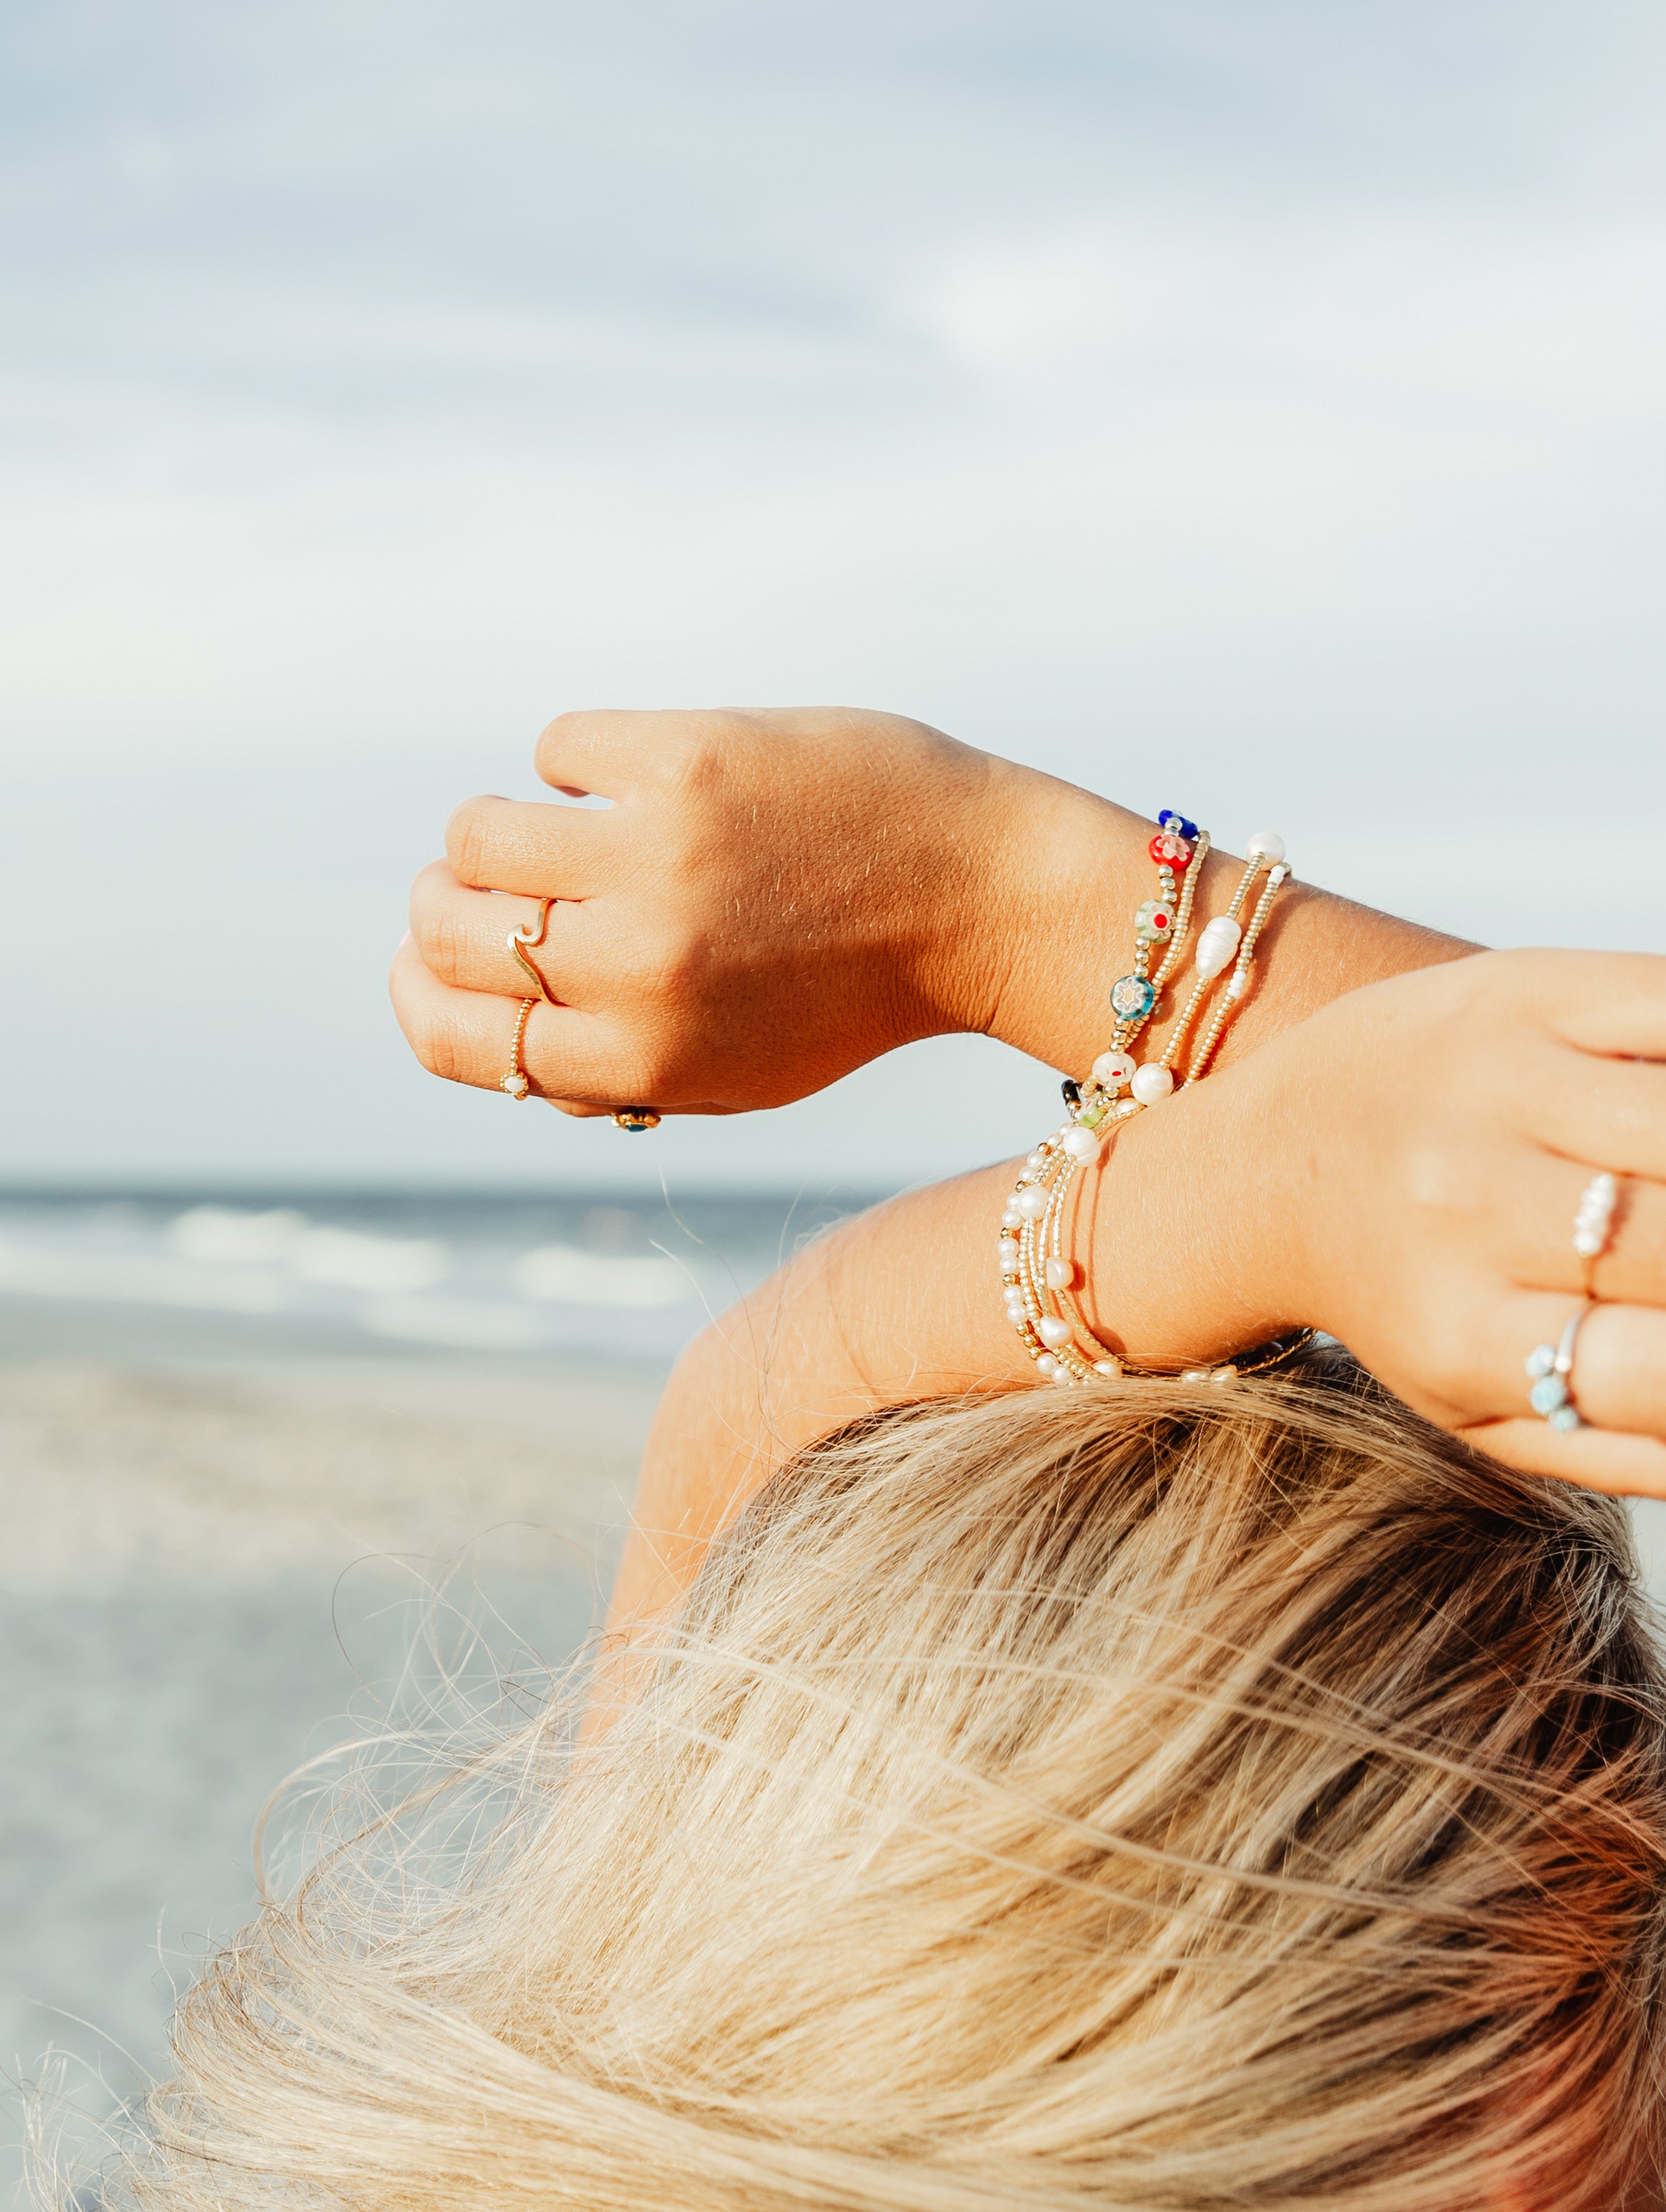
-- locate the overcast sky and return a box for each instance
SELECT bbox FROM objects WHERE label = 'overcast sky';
[3,0,1664,1190]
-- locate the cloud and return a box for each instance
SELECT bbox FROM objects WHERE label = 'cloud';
[1,1,1662,1182]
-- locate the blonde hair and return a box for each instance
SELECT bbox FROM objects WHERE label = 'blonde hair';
[71,1362,1666,2209]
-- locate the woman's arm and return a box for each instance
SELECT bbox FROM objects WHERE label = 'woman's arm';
[612,950,1666,1635]
[389,705,1471,1114]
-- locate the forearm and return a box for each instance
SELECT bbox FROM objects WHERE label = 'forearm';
[615,1051,1294,1632]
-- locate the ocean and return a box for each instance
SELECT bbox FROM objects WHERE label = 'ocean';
[0,1182,880,1370]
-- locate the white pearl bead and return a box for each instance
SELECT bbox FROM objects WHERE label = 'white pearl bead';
[1092,1358,1122,1378]
[1061,1127,1098,1161]
[1044,1256,1075,1290]
[1226,971,1247,1000]
[1246,829,1285,864]
[1194,915,1241,980]
[1036,1354,1061,1380]
[1573,1230,1604,1257]
[1131,1063,1174,1105]
[1000,1209,1022,1231]
[1051,1367,1074,1386]
[997,1237,1019,1267]
[1025,1149,1048,1172]
[1037,1316,1073,1350]
[1091,1050,1135,1091]
[1015,1185,1049,1220]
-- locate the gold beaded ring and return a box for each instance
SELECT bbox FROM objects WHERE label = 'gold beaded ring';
[500,996,537,1100]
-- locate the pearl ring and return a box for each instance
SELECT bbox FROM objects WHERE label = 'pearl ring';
[1573,1171,1622,1296]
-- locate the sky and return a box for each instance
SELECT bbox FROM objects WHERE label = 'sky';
[3,0,1664,1192]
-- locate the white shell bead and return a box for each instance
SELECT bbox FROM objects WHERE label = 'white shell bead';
[1044,1256,1076,1290]
[1194,915,1241,979]
[1130,1063,1174,1105]
[1246,829,1286,863]
[1061,1127,1099,1161]
[1015,1186,1049,1220]
[1037,1316,1073,1350]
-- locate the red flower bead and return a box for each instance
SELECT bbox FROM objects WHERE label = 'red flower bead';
[1149,830,1193,870]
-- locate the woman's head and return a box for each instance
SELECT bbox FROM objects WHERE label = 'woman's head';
[94,1365,1666,2210]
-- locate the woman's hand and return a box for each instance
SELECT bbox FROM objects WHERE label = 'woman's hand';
[389,704,1466,1117]
[390,706,1014,1117]
[1213,947,1666,1495]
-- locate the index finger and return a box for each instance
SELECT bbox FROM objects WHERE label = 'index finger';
[535,707,749,798]
[445,794,612,898]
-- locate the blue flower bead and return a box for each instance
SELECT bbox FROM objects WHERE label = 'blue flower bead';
[1158,809,1199,842]
[1110,974,1158,1021]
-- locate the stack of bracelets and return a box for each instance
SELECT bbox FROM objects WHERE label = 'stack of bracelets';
[999,811,1314,1387]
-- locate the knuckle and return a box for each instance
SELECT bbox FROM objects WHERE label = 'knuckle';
[405,1003,467,1083]
[444,799,499,888]
[632,923,711,1005]
[535,708,625,778]
[416,905,474,989]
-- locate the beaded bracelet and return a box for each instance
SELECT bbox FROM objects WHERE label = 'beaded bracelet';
[1000,820,1300,1386]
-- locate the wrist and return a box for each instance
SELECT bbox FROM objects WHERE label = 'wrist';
[1073,1045,1320,1368]
[940,759,1162,1070]
[946,767,1475,1081]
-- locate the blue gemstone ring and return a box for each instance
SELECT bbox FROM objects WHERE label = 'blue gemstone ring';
[1524,1304,1592,1433]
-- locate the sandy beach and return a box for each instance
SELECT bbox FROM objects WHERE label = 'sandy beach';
[0,1353,659,2198]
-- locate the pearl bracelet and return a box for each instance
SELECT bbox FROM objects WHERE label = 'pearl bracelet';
[1002,819,1297,1387]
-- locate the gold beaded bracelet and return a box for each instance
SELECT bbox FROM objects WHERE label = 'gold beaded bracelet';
[1000,821,1307,1387]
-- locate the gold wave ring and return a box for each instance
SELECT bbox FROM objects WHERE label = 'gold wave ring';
[509,896,561,1005]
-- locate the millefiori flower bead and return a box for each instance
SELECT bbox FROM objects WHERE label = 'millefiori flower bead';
[1092,1050,1136,1091]
[1110,974,1157,1021]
